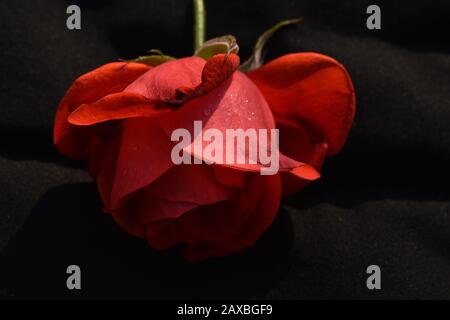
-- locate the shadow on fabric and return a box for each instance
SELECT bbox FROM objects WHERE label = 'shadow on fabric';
[0,183,294,299]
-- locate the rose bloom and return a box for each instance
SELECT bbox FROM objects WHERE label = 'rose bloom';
[54,53,355,261]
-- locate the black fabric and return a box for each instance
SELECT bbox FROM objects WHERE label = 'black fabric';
[0,0,449,299]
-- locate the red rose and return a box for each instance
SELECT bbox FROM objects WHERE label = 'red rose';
[54,52,355,261]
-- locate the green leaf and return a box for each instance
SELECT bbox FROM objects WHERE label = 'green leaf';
[125,49,175,67]
[194,35,239,60]
[240,17,303,72]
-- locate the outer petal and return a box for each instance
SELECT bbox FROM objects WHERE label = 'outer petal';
[93,134,121,206]
[144,219,182,250]
[212,165,246,189]
[68,92,171,126]
[182,173,282,261]
[249,53,355,195]
[142,173,281,260]
[54,62,151,160]
[277,118,329,195]
[145,165,236,205]
[109,117,174,210]
[248,52,355,156]
[111,198,145,238]
[174,172,267,244]
[138,191,198,224]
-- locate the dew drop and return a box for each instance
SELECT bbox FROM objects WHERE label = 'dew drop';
[203,107,212,116]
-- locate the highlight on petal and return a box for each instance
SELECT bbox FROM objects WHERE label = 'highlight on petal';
[54,62,151,159]
[216,155,319,180]
[290,164,321,180]
[279,153,320,180]
[68,92,171,126]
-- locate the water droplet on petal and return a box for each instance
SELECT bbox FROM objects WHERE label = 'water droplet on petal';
[203,107,212,116]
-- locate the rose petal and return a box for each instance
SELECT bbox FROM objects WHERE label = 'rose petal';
[282,142,328,196]
[277,119,329,195]
[68,92,171,126]
[149,173,264,250]
[144,219,180,250]
[124,54,240,105]
[109,117,174,209]
[54,62,151,159]
[158,71,318,177]
[177,172,265,242]
[212,165,246,188]
[248,52,355,156]
[95,135,121,206]
[182,174,281,261]
[124,57,205,102]
[174,53,240,103]
[228,174,281,247]
[138,189,198,223]
[145,165,236,205]
[111,198,145,238]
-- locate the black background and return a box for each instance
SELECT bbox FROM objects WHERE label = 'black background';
[0,0,449,299]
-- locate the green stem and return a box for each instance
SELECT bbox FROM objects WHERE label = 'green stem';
[193,0,206,51]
